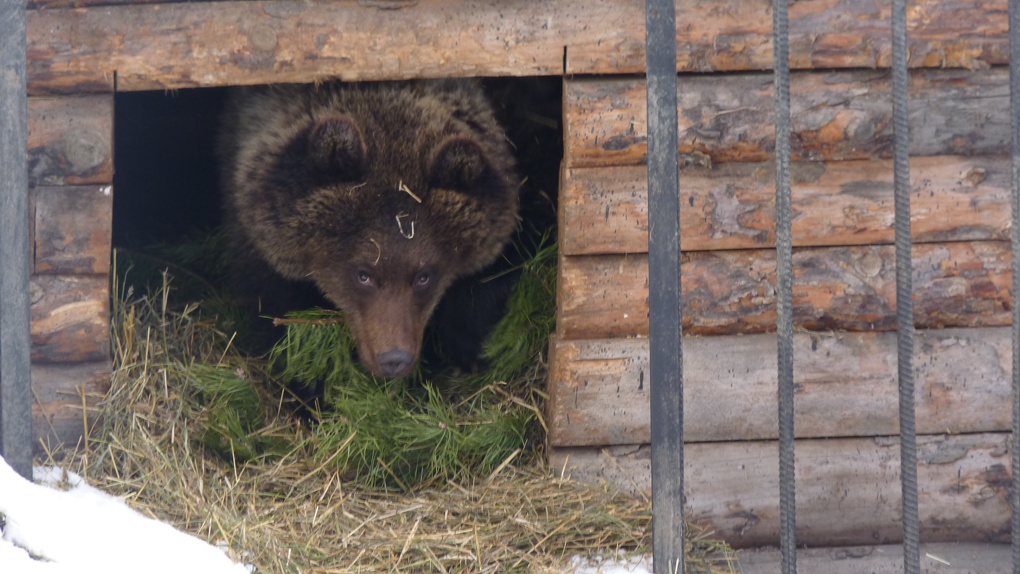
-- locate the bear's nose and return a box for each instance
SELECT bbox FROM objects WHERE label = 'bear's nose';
[376,349,414,378]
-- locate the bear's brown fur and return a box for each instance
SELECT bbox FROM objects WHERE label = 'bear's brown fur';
[219,80,519,378]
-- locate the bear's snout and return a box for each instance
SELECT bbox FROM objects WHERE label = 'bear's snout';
[376,349,415,378]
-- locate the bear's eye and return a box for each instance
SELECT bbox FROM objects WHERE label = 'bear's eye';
[357,271,373,285]
[414,272,431,288]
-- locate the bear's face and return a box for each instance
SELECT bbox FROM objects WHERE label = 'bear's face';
[224,81,520,378]
[309,232,456,378]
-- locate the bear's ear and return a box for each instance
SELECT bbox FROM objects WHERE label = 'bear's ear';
[428,137,491,191]
[308,115,366,180]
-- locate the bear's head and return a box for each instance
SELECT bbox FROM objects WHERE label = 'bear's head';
[228,82,519,378]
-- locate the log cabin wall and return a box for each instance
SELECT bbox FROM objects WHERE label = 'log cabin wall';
[22,0,1013,550]
[27,94,113,450]
[545,0,1015,551]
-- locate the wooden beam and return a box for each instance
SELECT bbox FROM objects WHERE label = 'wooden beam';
[28,96,113,186]
[558,241,1012,340]
[549,432,1012,548]
[30,274,109,363]
[33,185,112,275]
[547,328,1012,447]
[560,156,1011,256]
[564,69,1010,168]
[26,0,618,93]
[25,0,1007,94]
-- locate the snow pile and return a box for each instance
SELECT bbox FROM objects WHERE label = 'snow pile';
[570,551,654,574]
[0,453,659,574]
[0,456,249,574]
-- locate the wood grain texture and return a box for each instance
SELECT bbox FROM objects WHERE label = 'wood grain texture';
[560,156,1011,256]
[25,0,631,93]
[564,69,1010,168]
[558,242,1011,340]
[549,433,1012,548]
[28,95,113,185]
[739,543,1012,574]
[547,328,1013,447]
[29,274,110,363]
[33,185,112,275]
[31,360,110,452]
[25,0,1007,93]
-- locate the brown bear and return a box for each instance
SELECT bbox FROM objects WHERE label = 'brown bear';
[219,80,520,378]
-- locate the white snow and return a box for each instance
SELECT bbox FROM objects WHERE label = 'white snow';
[0,455,250,574]
[0,454,654,574]
[570,551,654,574]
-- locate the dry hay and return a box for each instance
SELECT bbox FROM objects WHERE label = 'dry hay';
[44,271,738,574]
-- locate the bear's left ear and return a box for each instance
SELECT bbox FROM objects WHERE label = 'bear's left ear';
[428,137,491,192]
[308,115,366,180]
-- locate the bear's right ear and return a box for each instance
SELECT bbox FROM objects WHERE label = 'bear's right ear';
[308,115,366,180]
[428,137,491,192]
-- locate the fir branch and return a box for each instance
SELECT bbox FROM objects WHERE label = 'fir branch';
[271,316,346,327]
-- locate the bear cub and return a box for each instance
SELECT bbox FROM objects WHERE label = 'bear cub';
[219,80,520,378]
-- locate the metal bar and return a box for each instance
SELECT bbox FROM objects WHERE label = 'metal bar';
[0,0,33,478]
[646,0,684,572]
[1009,0,1020,571]
[772,0,796,572]
[891,0,920,571]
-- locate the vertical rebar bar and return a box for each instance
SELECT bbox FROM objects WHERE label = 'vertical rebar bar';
[772,0,796,572]
[1009,0,1020,572]
[0,0,33,478]
[646,0,684,572]
[891,0,920,572]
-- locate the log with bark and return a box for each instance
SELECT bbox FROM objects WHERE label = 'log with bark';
[560,156,1010,256]
[547,327,1013,447]
[26,0,1006,93]
[549,432,1012,548]
[558,241,1011,340]
[564,69,1010,168]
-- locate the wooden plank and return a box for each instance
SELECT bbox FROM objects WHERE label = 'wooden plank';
[668,0,1008,72]
[558,241,1011,340]
[25,0,1008,94]
[27,0,164,8]
[561,156,1011,256]
[33,185,112,275]
[28,95,113,186]
[564,69,1010,168]
[31,360,110,452]
[549,432,1012,548]
[29,274,109,363]
[547,328,1012,447]
[25,0,626,93]
[739,542,1012,574]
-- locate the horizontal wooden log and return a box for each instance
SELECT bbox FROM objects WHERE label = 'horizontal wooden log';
[26,0,1006,93]
[739,542,1013,574]
[27,0,162,8]
[31,361,111,452]
[547,327,1012,447]
[26,0,624,93]
[33,185,112,275]
[549,432,1012,548]
[558,241,1011,340]
[564,68,1010,168]
[28,95,113,186]
[30,274,110,363]
[561,156,1011,256]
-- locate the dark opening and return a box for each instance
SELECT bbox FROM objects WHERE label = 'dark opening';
[111,78,562,371]
[113,87,230,248]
